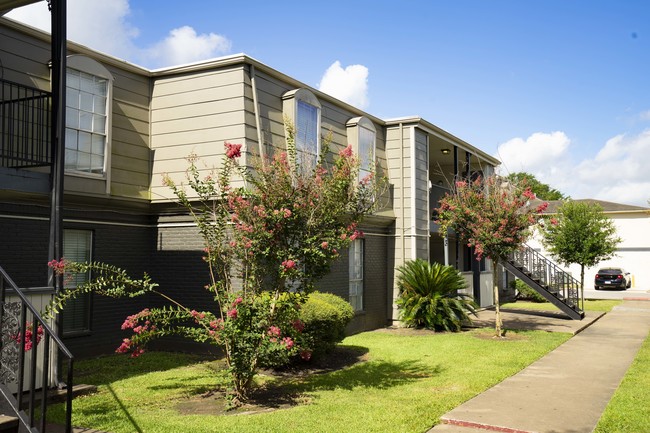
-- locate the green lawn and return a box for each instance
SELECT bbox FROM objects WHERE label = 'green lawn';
[50,329,570,433]
[594,329,650,433]
[501,299,622,312]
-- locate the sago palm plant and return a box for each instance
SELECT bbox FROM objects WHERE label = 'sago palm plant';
[396,259,477,331]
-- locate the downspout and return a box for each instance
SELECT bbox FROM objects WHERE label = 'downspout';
[399,123,405,264]
[250,64,265,163]
[453,146,459,269]
[410,126,417,260]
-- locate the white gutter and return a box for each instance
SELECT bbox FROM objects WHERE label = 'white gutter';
[410,125,417,260]
[250,64,265,162]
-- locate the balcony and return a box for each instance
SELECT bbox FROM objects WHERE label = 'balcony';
[0,79,52,195]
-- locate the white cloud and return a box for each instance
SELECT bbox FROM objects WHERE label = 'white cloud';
[5,0,232,68]
[496,131,570,175]
[318,61,369,109]
[144,26,231,68]
[496,129,650,207]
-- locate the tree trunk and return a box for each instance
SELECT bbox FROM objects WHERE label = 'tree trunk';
[493,260,503,337]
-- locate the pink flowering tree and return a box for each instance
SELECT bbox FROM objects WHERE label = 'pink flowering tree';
[47,124,383,403]
[436,175,547,337]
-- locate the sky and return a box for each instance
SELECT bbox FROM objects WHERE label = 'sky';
[7,0,650,206]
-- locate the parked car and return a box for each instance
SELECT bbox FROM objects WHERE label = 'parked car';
[594,267,632,290]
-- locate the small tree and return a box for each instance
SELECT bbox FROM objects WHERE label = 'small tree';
[437,176,547,337]
[540,201,620,304]
[47,126,384,404]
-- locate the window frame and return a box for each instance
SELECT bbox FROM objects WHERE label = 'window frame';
[282,88,321,170]
[64,55,113,189]
[349,238,364,312]
[346,116,376,182]
[62,229,93,336]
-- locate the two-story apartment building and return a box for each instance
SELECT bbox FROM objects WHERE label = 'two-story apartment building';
[0,11,500,358]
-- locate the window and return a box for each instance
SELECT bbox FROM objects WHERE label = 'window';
[283,88,321,169]
[64,55,112,175]
[62,229,92,335]
[346,117,376,181]
[349,239,364,311]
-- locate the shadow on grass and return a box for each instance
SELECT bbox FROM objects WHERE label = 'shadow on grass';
[71,352,218,386]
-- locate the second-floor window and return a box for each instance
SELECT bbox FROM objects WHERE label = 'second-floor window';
[65,69,107,174]
[283,88,321,170]
[64,55,112,176]
[347,117,376,181]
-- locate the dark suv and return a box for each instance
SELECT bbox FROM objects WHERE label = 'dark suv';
[594,267,631,290]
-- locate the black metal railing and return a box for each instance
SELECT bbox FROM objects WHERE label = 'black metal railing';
[1,79,52,169]
[505,244,584,319]
[0,266,73,433]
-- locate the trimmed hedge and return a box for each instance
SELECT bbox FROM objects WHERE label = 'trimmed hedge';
[299,291,354,358]
[511,279,547,303]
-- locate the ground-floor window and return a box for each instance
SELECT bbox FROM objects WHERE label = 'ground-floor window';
[349,239,364,311]
[62,229,92,335]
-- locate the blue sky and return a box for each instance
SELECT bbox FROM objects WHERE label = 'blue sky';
[8,0,650,205]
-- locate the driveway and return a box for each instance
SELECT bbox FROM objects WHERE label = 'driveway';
[584,286,650,300]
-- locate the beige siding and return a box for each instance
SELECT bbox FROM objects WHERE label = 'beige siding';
[0,21,51,88]
[414,129,429,260]
[150,66,248,202]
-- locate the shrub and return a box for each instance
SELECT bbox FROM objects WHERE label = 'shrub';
[396,259,477,332]
[299,291,355,358]
[511,279,547,303]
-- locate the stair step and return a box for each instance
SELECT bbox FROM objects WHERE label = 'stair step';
[0,415,18,433]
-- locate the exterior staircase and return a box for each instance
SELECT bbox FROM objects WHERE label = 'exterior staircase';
[0,265,74,433]
[503,244,585,320]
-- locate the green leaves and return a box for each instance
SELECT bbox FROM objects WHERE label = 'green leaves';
[396,260,476,332]
[541,200,621,287]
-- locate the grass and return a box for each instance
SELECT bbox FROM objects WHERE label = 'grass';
[49,329,571,433]
[501,299,622,312]
[594,330,650,432]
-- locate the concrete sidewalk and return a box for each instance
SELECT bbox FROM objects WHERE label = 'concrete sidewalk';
[428,300,650,433]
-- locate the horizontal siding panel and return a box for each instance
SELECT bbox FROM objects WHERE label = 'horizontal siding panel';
[151,83,244,110]
[153,67,244,96]
[151,124,245,149]
[151,98,244,123]
[111,154,149,175]
[153,110,248,135]
[111,182,149,200]
[112,140,150,160]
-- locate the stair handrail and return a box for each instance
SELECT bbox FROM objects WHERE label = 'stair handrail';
[0,265,73,433]
[509,244,582,311]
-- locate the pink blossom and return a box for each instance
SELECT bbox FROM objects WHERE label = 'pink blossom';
[339,144,354,158]
[321,241,328,249]
[268,326,281,337]
[282,259,297,270]
[47,258,66,274]
[536,202,549,213]
[282,337,294,349]
[233,297,243,306]
[224,142,242,159]
[283,208,292,218]
[523,188,536,200]
[550,217,559,226]
[131,348,145,358]
[227,308,238,319]
[116,338,132,354]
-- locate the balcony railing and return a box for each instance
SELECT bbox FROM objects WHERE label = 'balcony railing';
[1,79,52,169]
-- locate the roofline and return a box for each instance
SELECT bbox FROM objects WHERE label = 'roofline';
[384,116,501,166]
[2,16,500,161]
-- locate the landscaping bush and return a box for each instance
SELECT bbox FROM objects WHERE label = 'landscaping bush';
[396,259,477,332]
[511,279,547,303]
[299,291,355,358]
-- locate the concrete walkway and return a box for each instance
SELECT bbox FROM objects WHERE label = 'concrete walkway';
[428,300,650,433]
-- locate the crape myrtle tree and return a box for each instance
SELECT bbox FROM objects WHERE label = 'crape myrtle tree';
[540,200,620,305]
[436,175,548,337]
[47,123,384,404]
